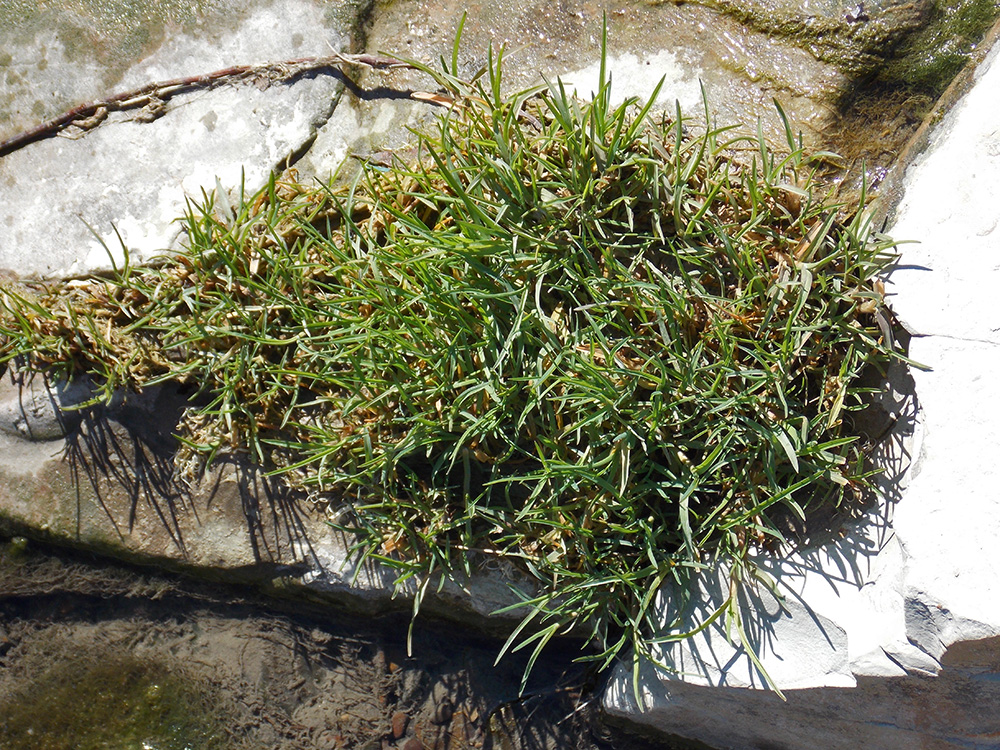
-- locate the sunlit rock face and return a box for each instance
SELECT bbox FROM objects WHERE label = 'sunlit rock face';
[0,0,360,277]
[603,33,1000,750]
[0,0,367,142]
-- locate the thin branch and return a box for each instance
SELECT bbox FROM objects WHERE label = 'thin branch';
[0,52,417,158]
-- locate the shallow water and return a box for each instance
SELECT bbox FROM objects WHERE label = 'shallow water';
[0,650,229,750]
[0,535,698,750]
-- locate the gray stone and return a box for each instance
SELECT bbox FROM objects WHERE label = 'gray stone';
[1,76,342,276]
[697,0,934,76]
[0,371,95,440]
[0,0,357,277]
[0,0,361,142]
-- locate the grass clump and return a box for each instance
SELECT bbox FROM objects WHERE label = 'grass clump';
[0,37,900,684]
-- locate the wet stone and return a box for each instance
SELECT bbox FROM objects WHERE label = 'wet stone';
[391,710,410,739]
[431,698,453,726]
[349,0,850,155]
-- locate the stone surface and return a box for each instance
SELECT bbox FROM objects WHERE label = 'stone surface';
[698,0,934,77]
[0,372,93,440]
[602,27,1000,750]
[0,0,364,142]
[0,77,343,276]
[0,0,356,276]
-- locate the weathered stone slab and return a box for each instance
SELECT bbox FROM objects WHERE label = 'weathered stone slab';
[694,0,934,76]
[602,29,1000,750]
[0,0,362,142]
[0,77,344,276]
[0,0,357,277]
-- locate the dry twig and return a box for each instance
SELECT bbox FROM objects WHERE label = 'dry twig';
[0,52,415,157]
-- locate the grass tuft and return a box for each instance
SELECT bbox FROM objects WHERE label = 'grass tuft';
[0,33,902,688]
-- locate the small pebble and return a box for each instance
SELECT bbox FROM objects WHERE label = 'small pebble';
[391,710,409,739]
[6,536,28,558]
[432,699,453,725]
[402,738,423,750]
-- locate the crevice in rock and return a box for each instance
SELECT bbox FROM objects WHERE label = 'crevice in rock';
[922,332,1000,347]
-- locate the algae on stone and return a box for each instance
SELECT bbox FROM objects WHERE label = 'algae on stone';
[0,650,230,750]
[878,0,1000,92]
[652,0,1000,95]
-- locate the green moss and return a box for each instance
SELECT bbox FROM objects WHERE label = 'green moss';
[654,0,918,77]
[1,534,29,558]
[880,0,1000,94]
[657,0,1000,94]
[0,652,230,750]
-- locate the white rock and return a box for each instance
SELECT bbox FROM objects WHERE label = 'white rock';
[0,0,347,278]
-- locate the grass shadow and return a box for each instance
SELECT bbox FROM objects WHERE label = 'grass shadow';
[60,380,319,570]
[637,353,920,693]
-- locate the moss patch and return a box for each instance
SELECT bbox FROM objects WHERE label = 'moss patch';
[0,650,229,750]
[879,0,1000,94]
[663,0,1000,95]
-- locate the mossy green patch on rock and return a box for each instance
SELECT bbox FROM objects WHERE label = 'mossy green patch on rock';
[878,0,1000,93]
[648,0,931,78]
[653,0,1000,95]
[0,650,230,750]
